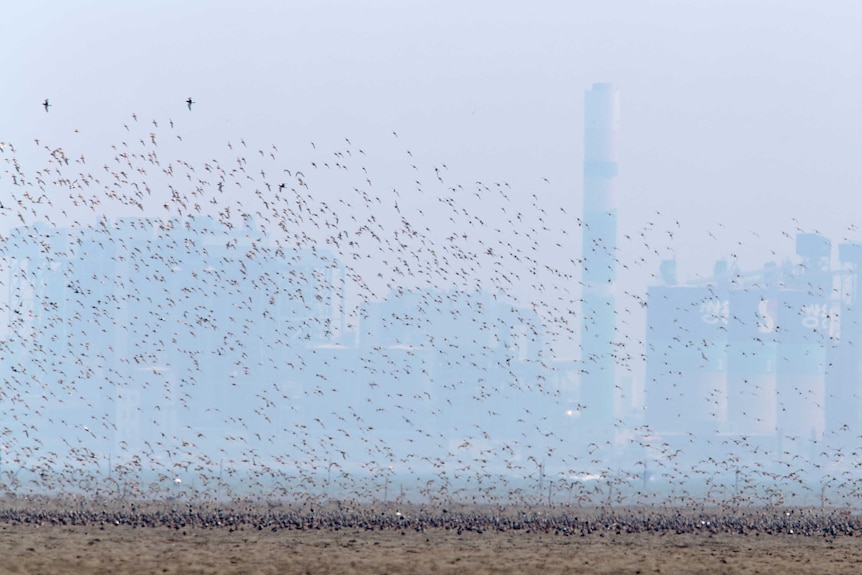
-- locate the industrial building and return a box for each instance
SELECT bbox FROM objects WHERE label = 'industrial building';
[644,233,862,466]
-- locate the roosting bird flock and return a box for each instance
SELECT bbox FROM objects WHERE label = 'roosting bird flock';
[1,98,861,515]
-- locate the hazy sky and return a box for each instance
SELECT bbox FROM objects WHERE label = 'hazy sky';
[3,0,861,346]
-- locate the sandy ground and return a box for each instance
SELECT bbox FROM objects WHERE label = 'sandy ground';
[2,502,862,574]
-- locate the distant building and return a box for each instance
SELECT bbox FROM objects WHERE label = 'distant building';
[2,216,573,475]
[3,216,345,462]
[642,233,860,468]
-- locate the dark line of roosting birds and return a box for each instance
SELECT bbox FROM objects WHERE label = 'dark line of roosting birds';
[1,499,861,537]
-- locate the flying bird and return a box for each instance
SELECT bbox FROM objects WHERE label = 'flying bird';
[42,99,51,112]
[186,97,195,110]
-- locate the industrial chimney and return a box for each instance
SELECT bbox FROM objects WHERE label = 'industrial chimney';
[579,83,619,434]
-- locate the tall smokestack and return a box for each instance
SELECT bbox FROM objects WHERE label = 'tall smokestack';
[580,83,619,432]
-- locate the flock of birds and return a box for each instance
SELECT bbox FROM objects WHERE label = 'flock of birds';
[0,98,860,519]
[1,498,861,538]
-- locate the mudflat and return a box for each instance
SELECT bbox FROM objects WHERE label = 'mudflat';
[2,501,861,574]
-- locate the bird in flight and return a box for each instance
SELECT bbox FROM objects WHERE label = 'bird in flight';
[186,97,195,110]
[43,99,51,112]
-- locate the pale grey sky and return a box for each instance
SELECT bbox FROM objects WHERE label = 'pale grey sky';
[3,0,861,349]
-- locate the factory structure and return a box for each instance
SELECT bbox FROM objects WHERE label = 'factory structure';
[575,82,862,471]
[644,236,862,464]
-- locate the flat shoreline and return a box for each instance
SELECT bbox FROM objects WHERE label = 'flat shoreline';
[2,500,862,574]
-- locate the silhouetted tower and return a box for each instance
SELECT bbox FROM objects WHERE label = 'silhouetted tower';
[579,83,618,432]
